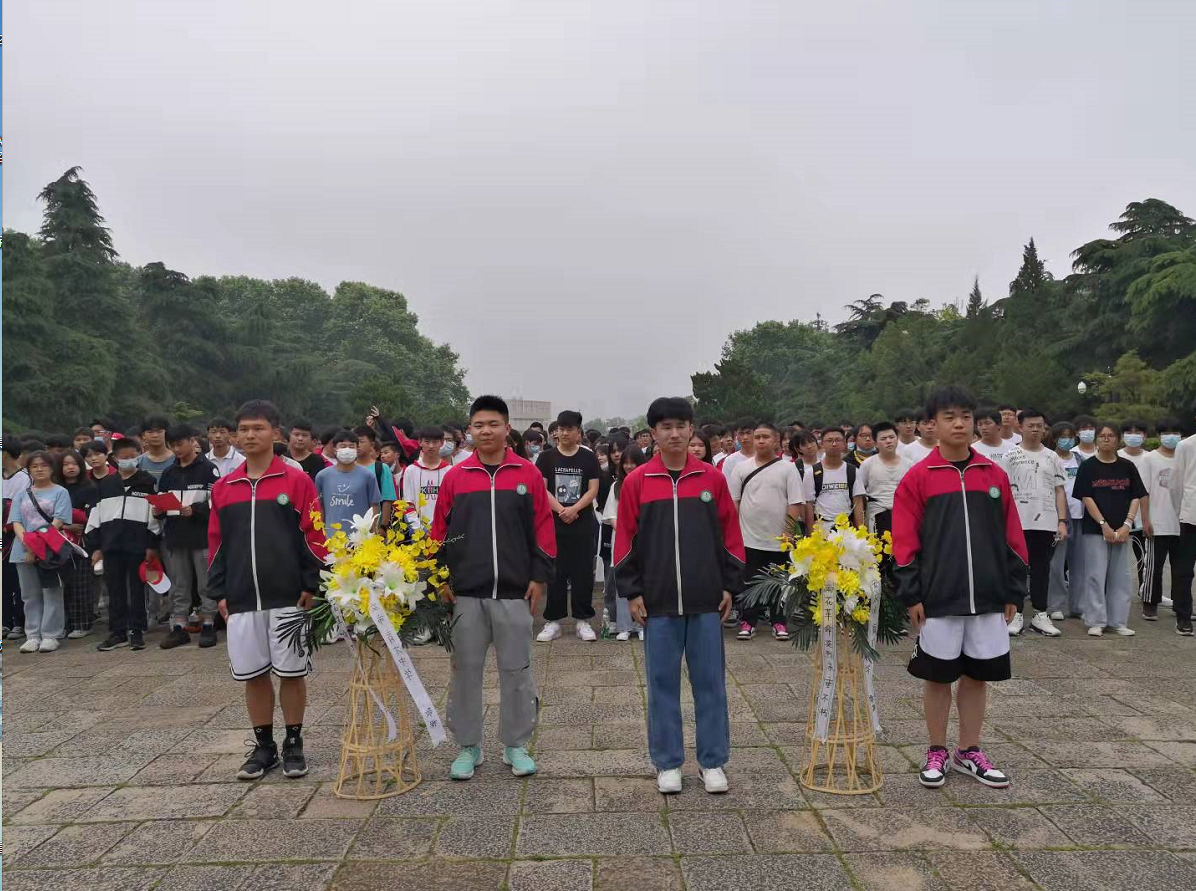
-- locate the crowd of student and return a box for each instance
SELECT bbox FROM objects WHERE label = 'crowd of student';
[3,392,1195,791]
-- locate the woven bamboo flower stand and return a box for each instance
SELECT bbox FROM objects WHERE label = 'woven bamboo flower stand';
[334,639,422,800]
[801,638,883,794]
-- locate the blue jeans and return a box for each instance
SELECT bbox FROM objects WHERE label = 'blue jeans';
[644,612,729,770]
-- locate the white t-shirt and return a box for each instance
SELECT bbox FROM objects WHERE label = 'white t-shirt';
[1057,450,1084,520]
[1001,445,1066,532]
[898,440,935,465]
[1117,448,1150,530]
[720,450,751,481]
[1002,431,1023,446]
[973,439,1012,465]
[1142,450,1179,536]
[729,457,804,551]
[400,459,452,530]
[3,468,31,501]
[206,447,245,478]
[801,462,865,521]
[857,453,914,529]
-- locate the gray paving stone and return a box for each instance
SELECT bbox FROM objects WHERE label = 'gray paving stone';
[128,754,220,785]
[345,817,437,859]
[593,776,664,812]
[1097,715,1196,740]
[16,821,137,867]
[249,862,339,891]
[822,807,991,852]
[1014,850,1196,891]
[1,787,45,816]
[1115,804,1196,848]
[923,851,1037,891]
[184,818,361,862]
[1129,765,1196,801]
[228,782,319,818]
[591,721,648,749]
[2,825,61,864]
[665,772,807,811]
[0,867,165,891]
[1059,768,1169,803]
[1143,740,1196,765]
[594,857,682,891]
[667,811,751,853]
[1032,740,1176,769]
[963,806,1072,848]
[509,859,594,891]
[533,748,655,777]
[374,780,524,816]
[101,820,215,865]
[523,778,594,813]
[436,815,516,858]
[1038,804,1154,847]
[5,754,155,788]
[681,854,853,891]
[153,865,256,891]
[6,786,116,824]
[844,852,951,891]
[741,809,836,852]
[534,726,593,750]
[333,859,506,890]
[80,783,247,821]
[518,813,671,856]
[944,769,1088,806]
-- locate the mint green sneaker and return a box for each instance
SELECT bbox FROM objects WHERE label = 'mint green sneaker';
[503,746,536,777]
[449,746,483,780]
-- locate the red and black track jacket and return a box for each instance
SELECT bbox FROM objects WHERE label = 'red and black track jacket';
[613,453,746,617]
[892,447,1028,617]
[431,448,555,599]
[207,456,327,615]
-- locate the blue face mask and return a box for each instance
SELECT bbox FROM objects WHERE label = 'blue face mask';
[1123,433,1145,448]
[529,444,542,457]
[1161,434,1182,450]
[1079,429,1096,444]
[1056,437,1076,451]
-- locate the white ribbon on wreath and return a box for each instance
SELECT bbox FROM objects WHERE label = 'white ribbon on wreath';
[863,575,883,737]
[327,600,400,743]
[368,596,448,747]
[813,585,838,741]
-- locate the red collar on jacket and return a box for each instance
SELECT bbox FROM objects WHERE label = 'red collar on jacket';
[221,454,291,484]
[457,447,523,472]
[924,446,995,472]
[642,452,709,479]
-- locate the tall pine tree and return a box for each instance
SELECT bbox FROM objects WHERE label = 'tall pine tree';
[965,276,986,317]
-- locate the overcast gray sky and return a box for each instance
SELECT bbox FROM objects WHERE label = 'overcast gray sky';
[6,1,1195,421]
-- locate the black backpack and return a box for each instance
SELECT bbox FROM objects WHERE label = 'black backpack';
[810,461,857,499]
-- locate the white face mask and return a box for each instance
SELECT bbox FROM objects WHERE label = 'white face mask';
[1123,433,1145,448]
[117,458,139,472]
[1161,434,1182,450]
[1079,429,1096,444]
[336,447,358,464]
[439,443,455,459]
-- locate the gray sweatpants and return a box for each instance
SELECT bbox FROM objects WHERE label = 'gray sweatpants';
[162,546,218,622]
[1048,518,1086,617]
[448,597,538,748]
[1079,534,1132,629]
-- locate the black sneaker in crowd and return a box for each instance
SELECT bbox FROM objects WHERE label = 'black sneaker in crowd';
[282,736,309,778]
[130,629,146,650]
[1143,603,1158,621]
[237,743,280,780]
[1177,619,1194,637]
[97,632,128,652]
[198,624,218,648]
[160,626,191,649]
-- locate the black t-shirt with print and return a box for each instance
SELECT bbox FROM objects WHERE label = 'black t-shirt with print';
[294,452,328,481]
[1072,455,1147,535]
[539,446,601,537]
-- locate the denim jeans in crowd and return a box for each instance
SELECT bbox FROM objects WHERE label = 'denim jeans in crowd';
[643,611,729,771]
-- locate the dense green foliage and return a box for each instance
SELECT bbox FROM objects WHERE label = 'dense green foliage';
[3,169,470,431]
[692,200,1196,425]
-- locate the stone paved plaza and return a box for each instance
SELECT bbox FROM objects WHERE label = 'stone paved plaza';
[4,603,1196,891]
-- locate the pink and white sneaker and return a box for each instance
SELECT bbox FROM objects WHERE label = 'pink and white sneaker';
[737,622,756,641]
[772,623,790,641]
[952,747,1010,788]
[918,746,949,788]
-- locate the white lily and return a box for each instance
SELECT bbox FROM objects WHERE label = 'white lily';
[789,553,813,580]
[348,509,377,546]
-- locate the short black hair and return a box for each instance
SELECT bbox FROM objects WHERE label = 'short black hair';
[754,421,781,436]
[353,425,377,443]
[997,403,1017,413]
[394,418,415,437]
[634,428,650,437]
[701,423,727,438]
[925,386,977,420]
[91,416,117,430]
[872,421,897,437]
[733,417,757,432]
[1122,418,1148,433]
[894,408,918,423]
[23,450,56,472]
[523,429,545,445]
[821,427,845,440]
[46,434,72,449]
[977,407,1002,426]
[289,418,313,433]
[234,400,281,428]
[167,424,199,444]
[556,410,583,429]
[470,394,510,422]
[647,397,695,427]
[1073,414,1097,429]
[80,440,109,457]
[530,421,545,431]
[112,438,140,455]
[416,427,446,441]
[330,428,359,447]
[1049,421,1076,445]
[1096,420,1121,439]
[73,426,94,440]
[1017,408,1047,425]
[1156,416,1184,435]
[143,415,171,433]
[207,417,234,432]
[3,438,23,459]
[21,439,48,454]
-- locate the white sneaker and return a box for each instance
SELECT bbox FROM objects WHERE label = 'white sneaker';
[39,638,60,653]
[1087,626,1103,637]
[700,766,729,793]
[615,631,631,641]
[1049,610,1065,622]
[536,621,562,643]
[1110,625,1136,637]
[1030,611,1061,637]
[1007,613,1024,636]
[19,637,41,653]
[67,629,92,639]
[1161,596,1174,609]
[637,628,645,641]
[657,768,682,794]
[576,621,597,642]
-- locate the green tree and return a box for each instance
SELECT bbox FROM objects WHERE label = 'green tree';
[965,276,986,318]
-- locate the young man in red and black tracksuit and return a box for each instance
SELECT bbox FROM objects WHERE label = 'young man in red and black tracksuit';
[614,397,746,796]
[208,400,327,781]
[432,395,556,781]
[893,386,1028,791]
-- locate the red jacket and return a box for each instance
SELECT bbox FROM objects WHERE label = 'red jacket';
[431,448,555,599]
[613,453,746,617]
[207,456,327,614]
[892,447,1028,617]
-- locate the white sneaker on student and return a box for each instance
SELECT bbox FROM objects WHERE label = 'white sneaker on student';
[1161,596,1174,609]
[536,621,561,643]
[1110,625,1136,636]
[615,631,631,641]
[700,766,729,793]
[1007,613,1024,636]
[576,621,597,641]
[1049,610,1065,622]
[1087,626,1103,637]
[1030,612,1061,637]
[38,638,59,653]
[19,637,41,653]
[637,628,645,641]
[657,768,682,794]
